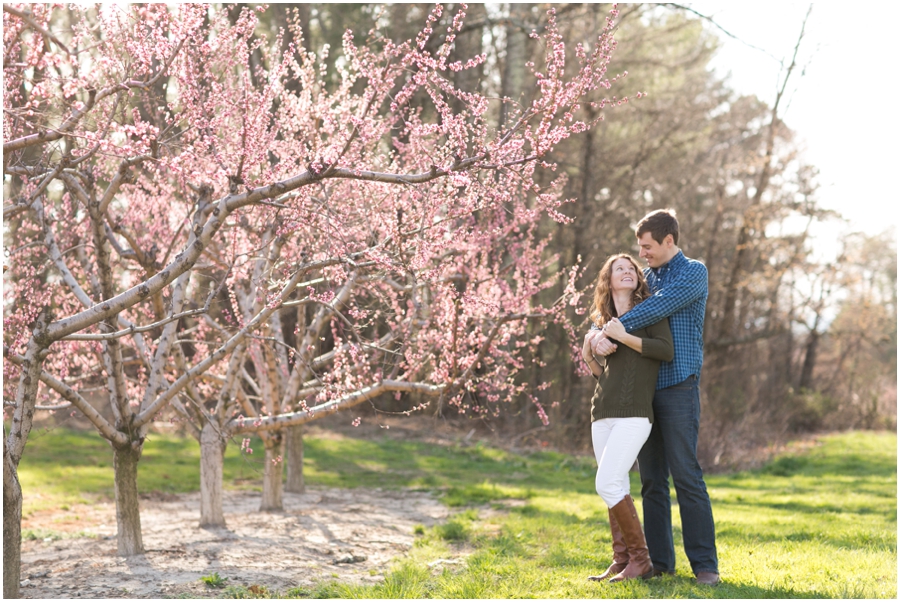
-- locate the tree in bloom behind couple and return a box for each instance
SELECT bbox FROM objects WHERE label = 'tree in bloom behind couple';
[581,210,720,586]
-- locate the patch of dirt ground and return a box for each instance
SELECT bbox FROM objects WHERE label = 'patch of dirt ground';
[20,486,450,598]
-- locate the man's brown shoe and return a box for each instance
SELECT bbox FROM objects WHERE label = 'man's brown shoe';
[696,572,719,586]
[649,567,675,578]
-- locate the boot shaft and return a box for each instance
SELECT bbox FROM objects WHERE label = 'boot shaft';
[608,495,652,582]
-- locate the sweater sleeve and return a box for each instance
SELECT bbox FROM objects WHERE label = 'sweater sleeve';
[620,262,708,333]
[639,318,674,362]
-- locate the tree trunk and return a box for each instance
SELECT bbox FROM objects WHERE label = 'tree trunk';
[5,328,52,598]
[199,422,228,527]
[260,434,284,511]
[112,443,144,556]
[285,424,305,493]
[720,13,809,337]
[450,3,486,116]
[799,330,820,390]
[4,450,22,599]
[499,3,530,129]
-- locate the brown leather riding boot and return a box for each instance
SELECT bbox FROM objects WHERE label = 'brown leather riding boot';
[588,509,628,581]
[607,495,653,582]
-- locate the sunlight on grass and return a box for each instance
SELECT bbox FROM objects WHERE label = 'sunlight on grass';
[15,426,896,598]
[16,427,270,513]
[331,431,898,599]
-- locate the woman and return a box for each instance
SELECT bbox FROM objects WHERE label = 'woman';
[582,254,673,583]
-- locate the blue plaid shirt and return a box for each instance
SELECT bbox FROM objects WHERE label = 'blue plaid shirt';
[592,251,707,390]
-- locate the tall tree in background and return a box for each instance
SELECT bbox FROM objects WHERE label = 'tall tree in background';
[806,231,897,429]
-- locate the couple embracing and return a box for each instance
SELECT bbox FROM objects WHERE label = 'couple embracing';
[581,209,719,586]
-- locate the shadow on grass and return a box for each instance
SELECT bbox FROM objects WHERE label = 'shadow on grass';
[716,525,896,552]
[715,494,894,516]
[766,499,887,515]
[761,451,896,478]
[304,436,598,495]
[643,574,835,599]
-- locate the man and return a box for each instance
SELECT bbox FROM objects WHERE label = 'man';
[587,209,719,585]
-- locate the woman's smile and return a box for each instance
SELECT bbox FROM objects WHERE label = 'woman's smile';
[610,258,638,292]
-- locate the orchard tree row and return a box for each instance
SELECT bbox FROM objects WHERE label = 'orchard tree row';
[3,3,639,597]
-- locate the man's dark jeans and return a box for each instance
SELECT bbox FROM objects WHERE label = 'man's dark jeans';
[637,375,718,575]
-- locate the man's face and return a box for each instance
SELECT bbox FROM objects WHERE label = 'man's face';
[637,232,672,269]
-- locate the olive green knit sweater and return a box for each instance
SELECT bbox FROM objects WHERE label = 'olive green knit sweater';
[590,318,673,423]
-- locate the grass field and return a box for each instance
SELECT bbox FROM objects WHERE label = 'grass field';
[17,427,897,598]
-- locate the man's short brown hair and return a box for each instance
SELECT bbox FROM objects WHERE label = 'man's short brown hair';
[636,209,679,245]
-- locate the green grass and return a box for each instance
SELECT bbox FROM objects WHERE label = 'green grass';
[16,426,591,513]
[16,427,897,598]
[16,427,273,513]
[312,431,897,599]
[21,527,99,542]
[199,572,228,588]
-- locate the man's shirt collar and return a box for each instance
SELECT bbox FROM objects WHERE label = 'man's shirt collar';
[651,249,686,276]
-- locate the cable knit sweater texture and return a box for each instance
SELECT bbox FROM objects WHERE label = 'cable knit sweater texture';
[590,318,674,423]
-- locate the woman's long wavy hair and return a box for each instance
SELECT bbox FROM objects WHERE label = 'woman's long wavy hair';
[589,254,650,328]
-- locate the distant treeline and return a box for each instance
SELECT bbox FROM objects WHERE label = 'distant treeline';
[320,3,897,464]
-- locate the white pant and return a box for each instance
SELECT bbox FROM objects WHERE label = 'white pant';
[591,417,652,507]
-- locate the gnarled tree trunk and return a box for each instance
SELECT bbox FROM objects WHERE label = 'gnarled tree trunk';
[199,422,228,527]
[112,442,144,556]
[4,448,23,599]
[285,424,305,493]
[4,329,52,599]
[260,433,284,511]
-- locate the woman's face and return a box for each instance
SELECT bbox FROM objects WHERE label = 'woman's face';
[609,257,638,293]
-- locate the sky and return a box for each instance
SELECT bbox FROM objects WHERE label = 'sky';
[687,2,899,256]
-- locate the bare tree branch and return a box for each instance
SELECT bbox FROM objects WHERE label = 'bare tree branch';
[62,295,213,341]
[230,380,444,434]
[133,260,354,428]
[663,3,784,66]
[4,347,127,446]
